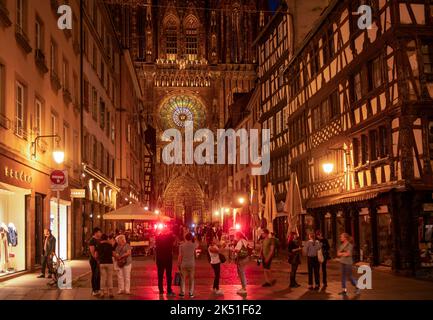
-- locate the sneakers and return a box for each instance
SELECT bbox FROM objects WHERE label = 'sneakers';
[236,288,247,295]
[338,290,348,295]
[179,292,185,298]
[37,274,45,278]
[92,291,100,297]
[117,290,125,295]
[189,293,195,298]
[214,289,224,296]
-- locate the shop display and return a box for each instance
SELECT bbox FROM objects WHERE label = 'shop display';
[0,222,18,274]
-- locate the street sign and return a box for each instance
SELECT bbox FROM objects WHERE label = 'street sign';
[71,188,86,198]
[50,170,68,191]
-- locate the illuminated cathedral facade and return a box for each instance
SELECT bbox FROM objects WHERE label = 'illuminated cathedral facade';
[109,0,271,223]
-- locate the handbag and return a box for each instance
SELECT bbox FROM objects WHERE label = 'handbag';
[219,253,226,264]
[174,271,181,286]
[117,257,127,268]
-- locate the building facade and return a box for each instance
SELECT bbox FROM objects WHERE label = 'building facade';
[284,0,433,276]
[0,0,82,276]
[109,0,271,224]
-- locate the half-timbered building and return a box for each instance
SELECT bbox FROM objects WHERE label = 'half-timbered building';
[285,0,433,275]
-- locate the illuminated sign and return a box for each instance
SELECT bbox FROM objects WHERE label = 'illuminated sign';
[71,189,86,199]
[4,166,32,184]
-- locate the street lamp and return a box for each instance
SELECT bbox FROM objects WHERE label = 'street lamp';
[155,209,160,215]
[224,208,230,214]
[238,197,245,205]
[214,210,220,216]
[322,162,334,174]
[31,134,64,164]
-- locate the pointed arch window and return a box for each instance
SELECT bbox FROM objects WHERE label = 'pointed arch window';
[185,16,199,61]
[165,18,178,60]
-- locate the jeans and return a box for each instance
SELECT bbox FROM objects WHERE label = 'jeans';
[157,258,173,293]
[100,263,114,295]
[322,259,328,285]
[180,265,195,295]
[341,263,357,289]
[307,256,320,286]
[290,263,299,286]
[41,255,53,276]
[211,263,221,290]
[117,263,132,293]
[89,258,100,292]
[236,258,248,288]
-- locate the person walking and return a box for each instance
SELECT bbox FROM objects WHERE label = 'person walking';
[178,233,198,298]
[89,227,102,296]
[37,229,56,279]
[208,238,224,295]
[114,234,132,295]
[260,229,276,287]
[287,232,302,288]
[234,231,249,295]
[305,232,321,290]
[338,233,361,296]
[97,234,115,298]
[156,228,176,297]
[316,230,330,289]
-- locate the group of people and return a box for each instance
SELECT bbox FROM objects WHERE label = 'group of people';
[88,227,132,297]
[287,230,360,295]
[155,227,251,298]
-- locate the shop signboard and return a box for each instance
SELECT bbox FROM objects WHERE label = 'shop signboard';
[50,170,68,191]
[70,189,85,198]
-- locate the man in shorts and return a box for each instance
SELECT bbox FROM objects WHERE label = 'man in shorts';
[261,229,276,287]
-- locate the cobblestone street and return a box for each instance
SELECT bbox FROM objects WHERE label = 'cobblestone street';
[1,256,433,300]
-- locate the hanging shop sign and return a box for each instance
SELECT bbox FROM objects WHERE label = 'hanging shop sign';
[4,166,32,184]
[50,170,68,191]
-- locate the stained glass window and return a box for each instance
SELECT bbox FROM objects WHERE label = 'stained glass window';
[159,95,206,130]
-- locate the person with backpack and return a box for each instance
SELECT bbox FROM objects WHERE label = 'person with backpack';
[338,233,361,296]
[208,238,224,296]
[260,229,276,287]
[316,230,330,289]
[234,231,249,295]
[305,232,321,290]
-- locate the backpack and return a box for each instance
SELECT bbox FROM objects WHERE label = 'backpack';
[237,240,251,259]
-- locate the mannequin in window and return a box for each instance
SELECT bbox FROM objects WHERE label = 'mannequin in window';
[0,224,9,273]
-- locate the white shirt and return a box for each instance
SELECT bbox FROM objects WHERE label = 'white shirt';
[208,246,220,264]
[235,239,248,251]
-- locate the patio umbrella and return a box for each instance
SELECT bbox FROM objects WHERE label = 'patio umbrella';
[284,172,305,234]
[103,203,171,222]
[263,183,277,233]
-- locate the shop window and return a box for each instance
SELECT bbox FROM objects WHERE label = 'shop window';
[0,182,29,276]
[377,211,393,266]
[419,211,433,267]
[359,213,372,262]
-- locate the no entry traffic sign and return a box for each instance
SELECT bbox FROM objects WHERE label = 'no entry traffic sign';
[50,170,68,190]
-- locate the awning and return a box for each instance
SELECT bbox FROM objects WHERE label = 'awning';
[103,203,171,222]
[306,191,380,209]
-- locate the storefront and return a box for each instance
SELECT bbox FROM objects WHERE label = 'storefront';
[0,182,29,276]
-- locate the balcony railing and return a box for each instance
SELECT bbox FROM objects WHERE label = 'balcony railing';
[15,24,32,53]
